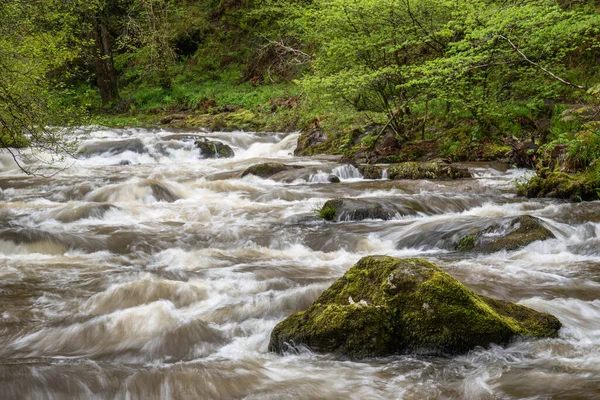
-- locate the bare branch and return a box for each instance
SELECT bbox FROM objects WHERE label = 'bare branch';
[498,34,586,90]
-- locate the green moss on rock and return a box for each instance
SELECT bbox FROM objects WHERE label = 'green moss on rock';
[241,163,301,178]
[388,162,471,180]
[456,216,555,253]
[456,235,477,252]
[195,138,234,158]
[318,198,399,221]
[269,256,560,358]
[358,165,383,179]
[522,171,600,201]
[318,205,337,221]
[188,109,261,131]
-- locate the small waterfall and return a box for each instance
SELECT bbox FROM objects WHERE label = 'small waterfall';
[331,165,362,179]
[382,169,388,179]
[309,172,332,183]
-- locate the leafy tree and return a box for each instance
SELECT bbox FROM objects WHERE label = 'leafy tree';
[296,0,600,142]
[0,0,84,174]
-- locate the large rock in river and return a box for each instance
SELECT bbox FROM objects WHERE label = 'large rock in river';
[269,256,560,358]
[388,162,470,180]
[77,138,145,157]
[319,198,404,221]
[241,163,302,178]
[456,215,555,253]
[195,138,234,158]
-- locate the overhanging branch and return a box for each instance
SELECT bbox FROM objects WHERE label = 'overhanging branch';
[498,34,586,90]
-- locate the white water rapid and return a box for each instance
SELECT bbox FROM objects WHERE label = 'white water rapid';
[0,127,599,399]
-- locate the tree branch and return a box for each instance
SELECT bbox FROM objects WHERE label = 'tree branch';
[498,34,586,90]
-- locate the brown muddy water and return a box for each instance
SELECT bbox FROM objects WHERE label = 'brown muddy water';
[0,128,599,399]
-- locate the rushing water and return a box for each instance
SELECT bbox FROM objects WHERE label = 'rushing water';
[0,128,599,399]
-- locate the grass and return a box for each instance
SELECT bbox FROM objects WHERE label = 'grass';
[318,204,337,221]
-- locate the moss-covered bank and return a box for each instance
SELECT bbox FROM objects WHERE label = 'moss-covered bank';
[269,256,561,358]
[521,170,600,201]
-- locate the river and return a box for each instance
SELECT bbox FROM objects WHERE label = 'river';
[0,127,599,399]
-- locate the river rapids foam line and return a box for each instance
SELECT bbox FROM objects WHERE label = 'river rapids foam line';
[0,127,599,399]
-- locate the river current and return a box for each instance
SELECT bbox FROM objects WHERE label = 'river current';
[0,128,599,399]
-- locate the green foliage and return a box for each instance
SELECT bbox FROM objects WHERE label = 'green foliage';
[0,0,86,174]
[456,235,477,252]
[5,0,600,179]
[318,205,337,221]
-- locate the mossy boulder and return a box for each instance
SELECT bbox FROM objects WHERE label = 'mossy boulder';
[358,165,383,179]
[388,162,471,180]
[294,128,330,156]
[241,163,302,178]
[521,171,599,201]
[455,216,555,253]
[195,138,234,159]
[269,256,561,358]
[318,198,402,221]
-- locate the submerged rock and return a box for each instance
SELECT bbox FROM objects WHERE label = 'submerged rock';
[241,163,302,178]
[195,138,234,159]
[53,203,119,223]
[319,198,401,221]
[327,175,341,183]
[269,256,561,358]
[148,181,181,203]
[455,216,555,253]
[269,167,318,183]
[78,138,145,157]
[388,162,471,180]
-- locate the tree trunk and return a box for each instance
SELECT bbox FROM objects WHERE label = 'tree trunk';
[94,20,119,105]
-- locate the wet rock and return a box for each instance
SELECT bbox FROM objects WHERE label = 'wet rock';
[294,128,328,156]
[521,171,599,202]
[54,203,119,223]
[358,165,383,179]
[339,157,357,166]
[0,228,106,253]
[195,138,234,159]
[327,175,340,183]
[506,137,539,169]
[159,114,186,125]
[388,162,471,180]
[78,138,145,157]
[455,216,555,253]
[269,256,561,358]
[319,198,402,221]
[241,163,303,179]
[149,181,181,202]
[269,167,319,183]
[118,160,131,166]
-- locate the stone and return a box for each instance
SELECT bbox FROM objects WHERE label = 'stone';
[387,162,471,180]
[269,256,561,358]
[241,163,303,178]
[456,216,555,253]
[195,138,234,158]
